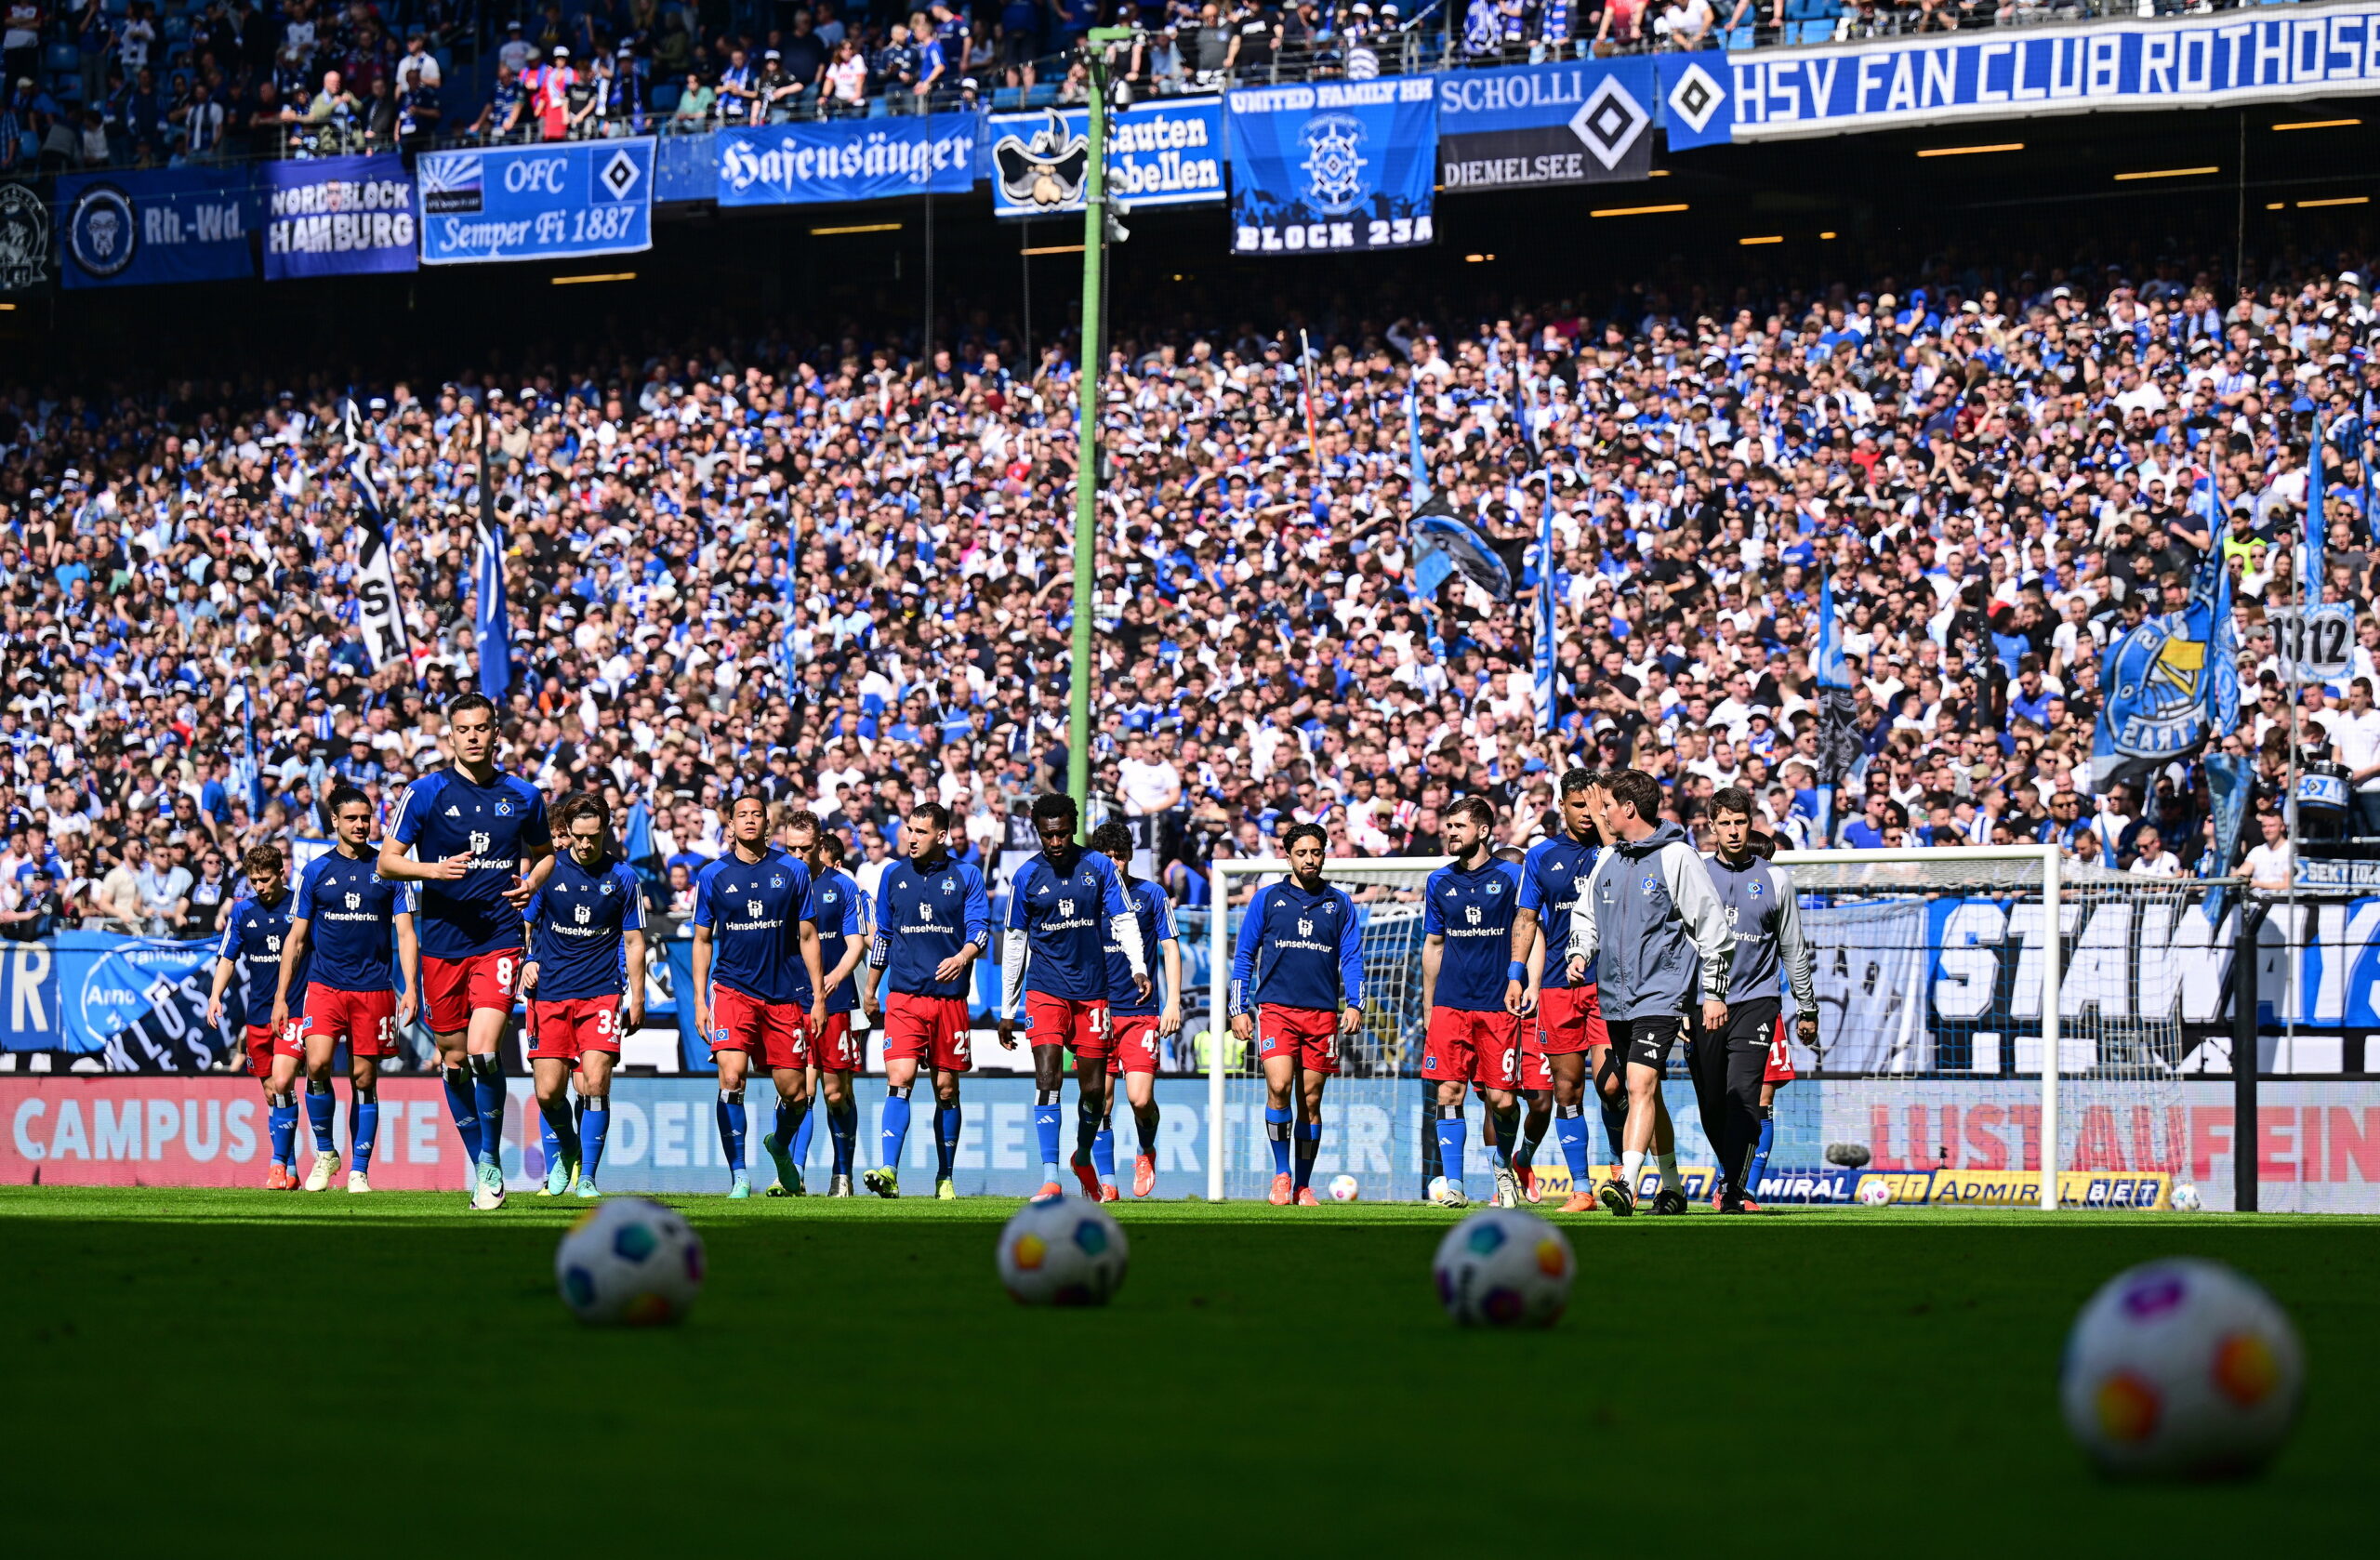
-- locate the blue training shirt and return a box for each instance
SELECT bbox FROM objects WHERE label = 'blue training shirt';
[811,866,866,1014]
[292,849,404,993]
[1104,877,1176,1019]
[692,845,814,1006]
[1230,877,1363,1014]
[1518,831,1600,988]
[217,891,308,1020]
[1008,846,1131,1002]
[1423,856,1526,1012]
[871,853,992,1000]
[524,853,645,1003]
[389,767,551,959]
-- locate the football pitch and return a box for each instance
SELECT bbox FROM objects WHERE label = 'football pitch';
[3,1189,2372,1554]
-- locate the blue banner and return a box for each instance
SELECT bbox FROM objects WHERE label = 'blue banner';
[1435,57,1655,191]
[715,115,978,207]
[1662,9,2380,148]
[1,941,58,1053]
[52,932,229,1070]
[987,98,1225,218]
[415,139,654,266]
[2093,559,2239,794]
[262,153,417,281]
[58,166,256,289]
[1228,78,1437,256]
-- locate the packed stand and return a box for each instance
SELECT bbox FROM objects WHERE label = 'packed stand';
[2,252,2378,954]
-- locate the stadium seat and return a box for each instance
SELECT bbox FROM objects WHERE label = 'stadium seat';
[1720,24,1754,47]
[652,82,681,112]
[45,43,77,73]
[1024,83,1058,108]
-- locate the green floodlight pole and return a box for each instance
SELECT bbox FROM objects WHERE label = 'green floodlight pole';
[1069,26,1135,813]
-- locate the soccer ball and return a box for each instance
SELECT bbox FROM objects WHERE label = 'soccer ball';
[1329,1174,1360,1201]
[1432,1209,1573,1329]
[1857,1178,1894,1207]
[997,1194,1130,1306]
[1425,1175,1451,1204]
[2060,1258,2304,1479]
[2171,1183,2203,1211]
[555,1196,704,1326]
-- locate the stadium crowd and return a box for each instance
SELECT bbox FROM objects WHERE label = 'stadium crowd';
[1,246,2378,946]
[4,0,2343,171]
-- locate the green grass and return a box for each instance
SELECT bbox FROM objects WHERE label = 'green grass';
[3,1189,2373,1555]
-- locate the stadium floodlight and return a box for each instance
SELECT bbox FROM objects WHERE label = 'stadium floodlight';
[1068,26,1138,813]
[1203,857,1444,1201]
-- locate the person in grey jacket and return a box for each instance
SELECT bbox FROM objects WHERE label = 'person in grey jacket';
[1566,769,1733,1216]
[1693,787,1819,1213]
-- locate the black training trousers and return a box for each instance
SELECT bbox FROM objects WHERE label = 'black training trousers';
[1686,996,1778,1198]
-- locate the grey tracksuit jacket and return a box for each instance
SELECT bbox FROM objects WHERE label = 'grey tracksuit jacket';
[1699,851,1819,1018]
[1565,820,1733,1024]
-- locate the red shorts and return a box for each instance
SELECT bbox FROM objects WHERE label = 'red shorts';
[1026,991,1111,1059]
[1538,983,1610,1056]
[300,985,400,1058]
[1106,1013,1163,1077]
[1517,1017,1552,1091]
[528,996,622,1063]
[1766,1014,1798,1086]
[241,1020,302,1078]
[708,984,810,1071]
[1255,1003,1342,1077]
[1423,1007,1522,1090]
[883,991,972,1072]
[421,948,522,1035]
[812,1010,861,1071]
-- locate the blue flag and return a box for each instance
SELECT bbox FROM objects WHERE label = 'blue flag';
[2092,558,2239,794]
[1815,571,1850,691]
[474,520,511,700]
[1408,390,1431,498]
[1535,496,1557,736]
[2307,415,2329,590]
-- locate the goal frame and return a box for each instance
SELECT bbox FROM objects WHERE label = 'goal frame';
[1205,856,1448,1202]
[1208,845,2077,1210]
[1775,843,2065,1212]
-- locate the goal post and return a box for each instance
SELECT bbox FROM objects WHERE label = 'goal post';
[1776,845,2062,1212]
[1774,843,2202,1214]
[1205,858,1443,1202]
[1201,844,2194,1210]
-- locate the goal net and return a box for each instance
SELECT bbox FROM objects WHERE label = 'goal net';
[1770,846,2197,1210]
[1201,846,2198,1208]
[1203,859,1440,1202]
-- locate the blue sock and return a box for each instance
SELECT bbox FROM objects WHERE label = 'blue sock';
[935,1104,961,1179]
[879,1091,912,1170]
[830,1101,857,1176]
[537,1109,559,1179]
[582,1102,610,1178]
[1748,1110,1776,1194]
[1033,1098,1062,1179]
[1293,1121,1322,1192]
[441,1065,483,1164]
[470,1059,505,1170]
[792,1095,819,1166]
[1091,1117,1117,1183]
[1555,1106,1590,1184]
[304,1085,336,1153]
[268,1099,297,1168]
[1435,1112,1467,1193]
[717,1091,747,1173]
[1264,1106,1292,1176]
[351,1088,378,1173]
